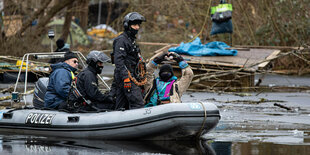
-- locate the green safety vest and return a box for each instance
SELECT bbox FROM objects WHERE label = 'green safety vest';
[70,71,75,80]
[211,4,233,15]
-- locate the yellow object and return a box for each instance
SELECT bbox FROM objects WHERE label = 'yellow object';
[70,71,75,80]
[16,60,28,69]
[87,28,119,39]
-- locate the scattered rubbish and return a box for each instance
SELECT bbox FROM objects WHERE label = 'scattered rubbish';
[234,93,252,97]
[268,84,276,87]
[290,129,304,136]
[0,86,14,94]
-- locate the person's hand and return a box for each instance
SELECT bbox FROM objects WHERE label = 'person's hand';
[153,52,168,64]
[168,52,184,63]
[124,78,131,89]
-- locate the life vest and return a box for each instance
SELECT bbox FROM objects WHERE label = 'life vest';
[145,76,178,107]
[70,71,75,80]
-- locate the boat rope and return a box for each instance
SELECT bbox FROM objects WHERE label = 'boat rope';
[197,101,207,139]
[187,0,212,43]
[127,56,148,86]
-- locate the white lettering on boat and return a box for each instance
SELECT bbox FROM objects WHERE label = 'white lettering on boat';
[143,108,152,115]
[25,113,55,125]
[189,103,202,110]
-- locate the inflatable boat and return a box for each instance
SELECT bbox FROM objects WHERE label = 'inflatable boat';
[0,102,220,140]
[3,52,220,140]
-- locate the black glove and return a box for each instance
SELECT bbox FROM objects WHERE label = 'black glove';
[153,53,168,64]
[169,52,184,63]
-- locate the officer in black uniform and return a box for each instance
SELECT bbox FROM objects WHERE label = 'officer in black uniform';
[112,12,146,110]
[68,51,114,111]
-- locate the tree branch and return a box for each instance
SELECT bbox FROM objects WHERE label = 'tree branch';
[34,0,77,37]
[16,0,52,36]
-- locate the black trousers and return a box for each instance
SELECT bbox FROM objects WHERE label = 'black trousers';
[115,82,144,110]
[80,102,115,111]
[60,101,115,112]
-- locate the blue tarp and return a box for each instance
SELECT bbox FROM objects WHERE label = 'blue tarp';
[168,38,238,56]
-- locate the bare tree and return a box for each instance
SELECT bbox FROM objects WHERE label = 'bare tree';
[16,0,52,36]
[77,0,90,32]
[61,2,74,41]
[33,0,77,37]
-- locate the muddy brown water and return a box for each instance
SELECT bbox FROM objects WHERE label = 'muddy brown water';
[1,64,310,154]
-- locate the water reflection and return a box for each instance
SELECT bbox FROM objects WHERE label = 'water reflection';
[208,141,310,155]
[211,142,231,155]
[0,135,216,155]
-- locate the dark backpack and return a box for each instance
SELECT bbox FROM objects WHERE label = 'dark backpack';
[210,2,233,35]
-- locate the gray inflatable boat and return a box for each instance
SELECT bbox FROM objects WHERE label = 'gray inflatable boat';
[4,52,220,140]
[0,102,220,140]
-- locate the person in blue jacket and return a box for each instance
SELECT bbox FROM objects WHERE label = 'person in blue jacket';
[44,52,78,109]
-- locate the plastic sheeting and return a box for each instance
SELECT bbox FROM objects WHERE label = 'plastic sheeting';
[168,38,237,56]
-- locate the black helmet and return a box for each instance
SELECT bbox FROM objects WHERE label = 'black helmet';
[86,51,111,74]
[86,50,111,64]
[123,12,146,30]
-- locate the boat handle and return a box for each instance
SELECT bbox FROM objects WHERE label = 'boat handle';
[3,113,13,119]
[67,116,79,123]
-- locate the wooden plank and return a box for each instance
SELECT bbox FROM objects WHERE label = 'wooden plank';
[138,42,178,46]
[154,44,173,54]
[258,50,281,69]
[187,59,244,68]
[139,42,301,50]
[179,48,277,68]
[234,45,303,50]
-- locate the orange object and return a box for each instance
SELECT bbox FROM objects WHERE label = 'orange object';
[124,78,130,82]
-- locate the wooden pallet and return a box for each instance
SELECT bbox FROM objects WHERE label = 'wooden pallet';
[147,43,282,91]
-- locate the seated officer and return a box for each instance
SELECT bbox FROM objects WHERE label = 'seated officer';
[144,52,194,106]
[67,51,114,111]
[44,52,78,109]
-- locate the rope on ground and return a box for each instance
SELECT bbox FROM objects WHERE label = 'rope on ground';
[0,95,11,101]
[197,101,207,139]
[188,0,212,43]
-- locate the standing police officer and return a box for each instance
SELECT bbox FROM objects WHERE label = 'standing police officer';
[112,12,146,110]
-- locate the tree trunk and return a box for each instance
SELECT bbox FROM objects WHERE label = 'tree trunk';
[106,1,114,26]
[34,0,77,37]
[78,0,89,32]
[60,2,74,42]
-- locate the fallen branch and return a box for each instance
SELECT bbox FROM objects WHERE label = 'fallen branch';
[224,98,285,104]
[0,85,14,94]
[191,48,306,84]
[274,103,292,111]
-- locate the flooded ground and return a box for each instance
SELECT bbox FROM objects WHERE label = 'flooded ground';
[1,64,310,154]
[183,92,310,154]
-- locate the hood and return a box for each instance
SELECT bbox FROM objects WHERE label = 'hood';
[51,62,77,72]
[59,43,70,50]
